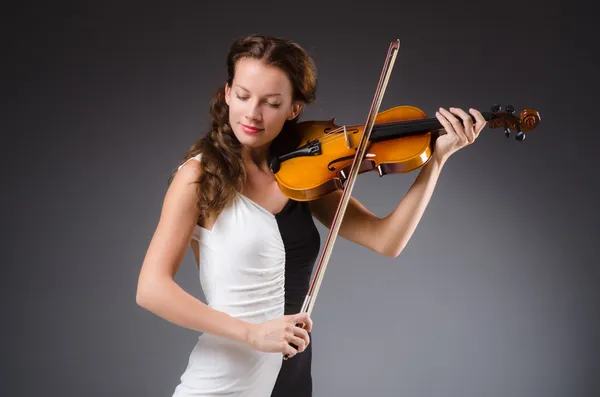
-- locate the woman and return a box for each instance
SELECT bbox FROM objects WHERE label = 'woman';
[136,34,486,396]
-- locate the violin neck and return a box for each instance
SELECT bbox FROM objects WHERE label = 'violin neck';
[370,111,495,142]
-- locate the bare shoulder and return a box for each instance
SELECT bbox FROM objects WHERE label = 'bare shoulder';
[139,157,203,280]
[162,157,203,224]
[173,157,203,187]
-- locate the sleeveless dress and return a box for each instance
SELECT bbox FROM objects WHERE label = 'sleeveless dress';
[171,154,321,397]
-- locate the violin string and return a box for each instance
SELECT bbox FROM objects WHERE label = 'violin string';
[314,117,442,146]
[314,109,489,146]
[317,117,442,144]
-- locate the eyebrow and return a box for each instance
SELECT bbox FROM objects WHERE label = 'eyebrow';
[234,85,282,97]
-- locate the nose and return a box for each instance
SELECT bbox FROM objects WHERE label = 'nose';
[245,100,262,123]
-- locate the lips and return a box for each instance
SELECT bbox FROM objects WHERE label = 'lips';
[241,124,264,134]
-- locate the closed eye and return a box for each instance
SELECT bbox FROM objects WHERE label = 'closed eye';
[236,93,280,108]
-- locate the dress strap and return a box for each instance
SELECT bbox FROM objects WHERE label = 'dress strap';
[177,153,202,170]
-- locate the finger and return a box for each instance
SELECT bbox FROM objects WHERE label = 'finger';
[287,334,307,352]
[293,312,312,331]
[450,107,475,143]
[304,316,313,332]
[293,326,310,346]
[282,341,298,358]
[300,313,313,332]
[436,110,456,136]
[470,108,486,135]
[438,107,461,137]
[441,107,467,143]
[440,107,463,130]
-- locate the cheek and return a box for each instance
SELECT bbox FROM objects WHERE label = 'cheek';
[265,109,288,126]
[227,104,243,123]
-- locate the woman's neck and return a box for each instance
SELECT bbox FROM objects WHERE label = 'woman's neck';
[243,145,271,173]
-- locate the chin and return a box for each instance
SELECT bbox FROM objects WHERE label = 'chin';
[240,138,269,148]
[233,131,271,148]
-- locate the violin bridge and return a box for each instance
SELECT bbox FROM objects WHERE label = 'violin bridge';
[343,125,352,149]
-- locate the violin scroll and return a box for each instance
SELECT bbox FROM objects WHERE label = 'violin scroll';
[487,104,541,141]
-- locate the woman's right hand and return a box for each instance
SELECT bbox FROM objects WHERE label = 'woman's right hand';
[246,312,313,358]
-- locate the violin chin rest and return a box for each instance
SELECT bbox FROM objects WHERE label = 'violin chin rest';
[269,154,281,174]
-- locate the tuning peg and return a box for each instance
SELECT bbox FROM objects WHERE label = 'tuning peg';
[515,125,525,141]
[491,104,502,113]
[504,121,511,138]
[505,105,515,115]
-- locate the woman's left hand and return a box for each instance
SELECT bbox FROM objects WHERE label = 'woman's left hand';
[434,107,486,163]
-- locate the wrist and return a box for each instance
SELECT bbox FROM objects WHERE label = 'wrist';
[431,151,447,169]
[239,320,256,348]
[222,314,255,347]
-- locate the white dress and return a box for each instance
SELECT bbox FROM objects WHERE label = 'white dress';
[171,153,287,396]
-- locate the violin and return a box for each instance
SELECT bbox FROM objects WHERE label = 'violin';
[269,103,541,201]
[278,40,541,360]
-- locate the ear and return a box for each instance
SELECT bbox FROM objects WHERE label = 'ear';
[288,103,303,120]
[224,83,231,106]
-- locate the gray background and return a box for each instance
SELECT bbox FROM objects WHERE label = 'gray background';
[4,1,599,396]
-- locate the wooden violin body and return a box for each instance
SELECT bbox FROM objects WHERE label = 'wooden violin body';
[270,104,541,201]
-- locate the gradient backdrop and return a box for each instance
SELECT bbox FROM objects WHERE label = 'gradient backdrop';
[4,1,599,397]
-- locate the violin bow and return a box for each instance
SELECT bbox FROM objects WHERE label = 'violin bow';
[284,40,401,360]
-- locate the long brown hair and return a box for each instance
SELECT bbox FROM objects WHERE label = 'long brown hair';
[170,34,317,221]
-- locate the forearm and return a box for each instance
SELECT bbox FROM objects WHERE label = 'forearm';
[379,154,445,257]
[136,277,251,345]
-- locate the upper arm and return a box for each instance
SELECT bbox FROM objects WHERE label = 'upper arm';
[138,160,202,287]
[309,190,383,254]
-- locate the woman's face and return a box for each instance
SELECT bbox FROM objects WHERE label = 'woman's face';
[225,57,301,150]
